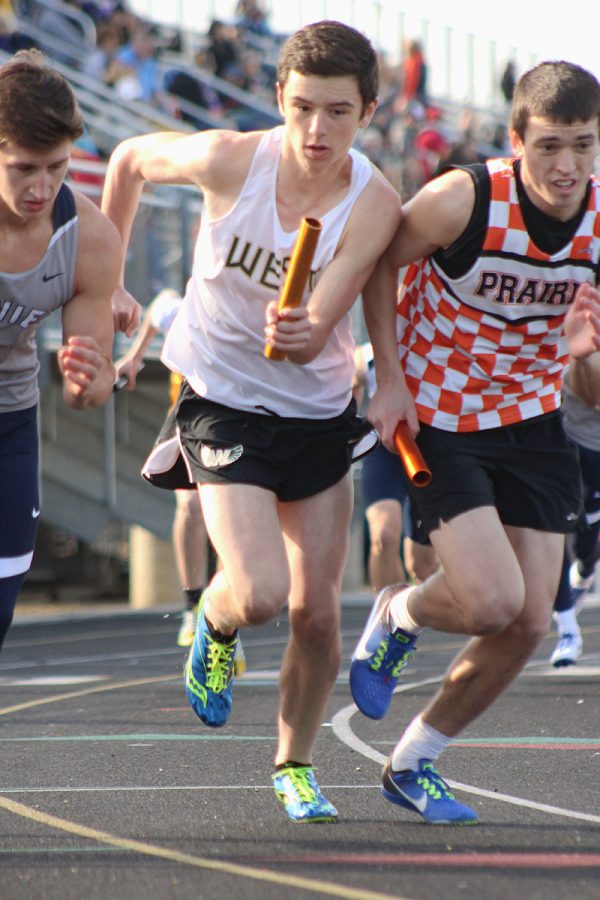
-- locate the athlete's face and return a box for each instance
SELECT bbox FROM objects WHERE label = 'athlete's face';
[277,71,376,171]
[0,140,72,220]
[511,116,600,221]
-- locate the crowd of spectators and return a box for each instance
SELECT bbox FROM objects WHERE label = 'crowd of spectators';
[354,41,513,200]
[2,0,513,203]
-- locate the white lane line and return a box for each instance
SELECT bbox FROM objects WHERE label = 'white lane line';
[332,679,600,825]
[0,647,182,672]
[525,665,600,677]
[0,784,380,794]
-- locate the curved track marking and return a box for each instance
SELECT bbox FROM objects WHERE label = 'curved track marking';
[0,674,178,717]
[0,796,407,900]
[332,680,600,825]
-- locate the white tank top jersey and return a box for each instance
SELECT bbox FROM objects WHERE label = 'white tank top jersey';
[161,126,373,418]
[0,185,78,412]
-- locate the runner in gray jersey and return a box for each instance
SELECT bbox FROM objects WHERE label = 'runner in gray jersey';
[0,50,124,654]
[550,353,600,665]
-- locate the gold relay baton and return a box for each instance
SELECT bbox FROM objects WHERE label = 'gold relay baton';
[264,216,322,361]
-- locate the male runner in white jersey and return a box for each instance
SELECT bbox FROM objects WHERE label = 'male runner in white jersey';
[101,21,401,822]
[351,59,600,824]
[0,50,128,655]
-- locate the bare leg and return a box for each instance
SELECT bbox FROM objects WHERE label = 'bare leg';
[404,508,527,635]
[276,473,353,765]
[410,516,563,736]
[365,499,406,592]
[173,489,207,590]
[197,482,291,634]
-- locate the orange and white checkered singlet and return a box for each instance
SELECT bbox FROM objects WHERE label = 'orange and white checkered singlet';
[397,158,600,432]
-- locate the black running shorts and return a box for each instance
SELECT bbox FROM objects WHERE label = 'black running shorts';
[143,381,373,502]
[406,411,582,538]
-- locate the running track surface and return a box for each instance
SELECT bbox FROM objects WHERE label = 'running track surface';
[1,595,599,900]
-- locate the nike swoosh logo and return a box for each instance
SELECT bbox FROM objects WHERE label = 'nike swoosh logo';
[42,272,64,282]
[32,508,41,518]
[408,791,428,813]
[388,781,428,812]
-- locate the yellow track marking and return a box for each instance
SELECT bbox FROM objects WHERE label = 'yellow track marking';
[0,674,178,717]
[0,795,404,900]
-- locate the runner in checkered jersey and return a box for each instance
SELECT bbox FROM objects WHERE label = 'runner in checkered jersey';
[351,60,600,824]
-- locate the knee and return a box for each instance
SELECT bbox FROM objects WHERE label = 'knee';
[231,572,290,626]
[370,521,401,557]
[460,580,526,635]
[509,607,552,649]
[289,599,340,652]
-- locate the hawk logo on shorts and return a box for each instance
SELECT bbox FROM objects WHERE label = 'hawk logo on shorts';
[200,443,244,468]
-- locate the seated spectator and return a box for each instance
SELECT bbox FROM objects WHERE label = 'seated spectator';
[205,19,240,80]
[82,21,122,81]
[104,5,137,45]
[163,66,229,129]
[115,25,162,104]
[234,0,271,37]
[220,48,278,130]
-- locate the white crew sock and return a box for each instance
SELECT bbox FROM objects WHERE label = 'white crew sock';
[391,714,452,773]
[554,608,580,636]
[388,585,424,635]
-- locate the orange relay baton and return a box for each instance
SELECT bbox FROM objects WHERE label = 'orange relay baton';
[264,216,322,362]
[394,421,432,488]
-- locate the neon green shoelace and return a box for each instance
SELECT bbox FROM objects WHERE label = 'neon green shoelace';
[205,639,235,693]
[390,649,414,678]
[370,633,413,676]
[370,640,389,671]
[418,765,455,801]
[282,767,317,802]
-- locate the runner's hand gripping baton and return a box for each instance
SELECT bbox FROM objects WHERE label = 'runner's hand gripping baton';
[264,216,322,361]
[394,421,432,487]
